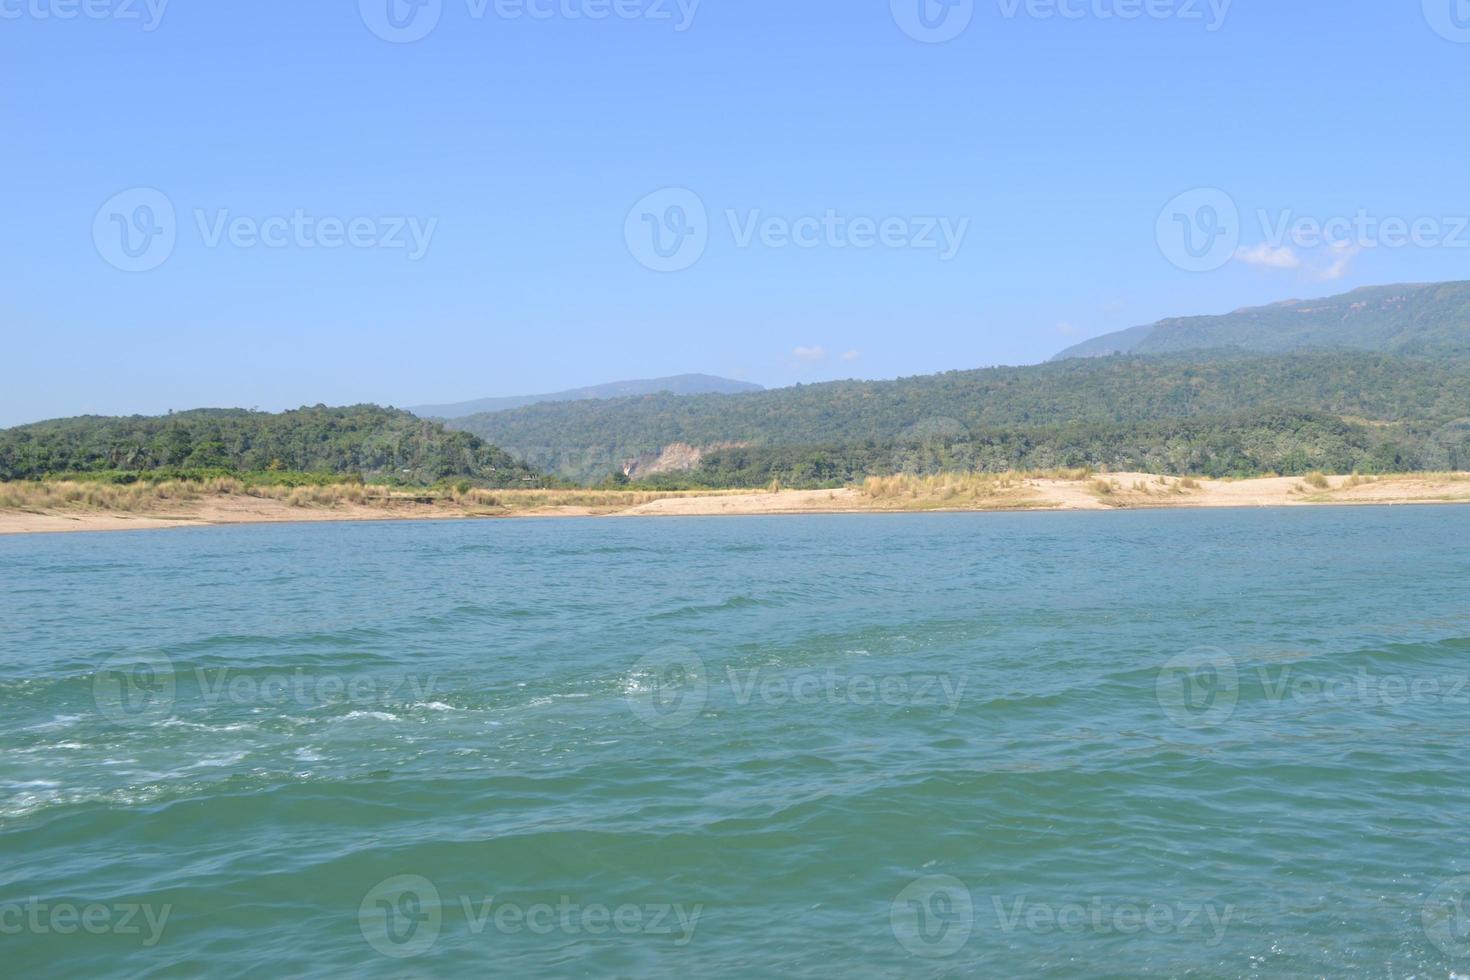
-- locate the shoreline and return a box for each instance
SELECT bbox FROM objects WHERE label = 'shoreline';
[3,472,1469,536]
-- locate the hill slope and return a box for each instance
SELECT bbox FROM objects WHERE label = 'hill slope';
[1054,281,1470,360]
[446,351,1470,481]
[410,374,763,420]
[0,405,539,485]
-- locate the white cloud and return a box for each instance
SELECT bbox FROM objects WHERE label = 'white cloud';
[840,349,861,362]
[1235,243,1303,270]
[1235,242,1360,282]
[1315,244,1359,281]
[792,346,827,362]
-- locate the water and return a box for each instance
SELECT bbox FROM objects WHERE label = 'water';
[2,508,1469,977]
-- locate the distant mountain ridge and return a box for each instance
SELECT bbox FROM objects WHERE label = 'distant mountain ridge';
[410,374,763,420]
[1053,281,1470,360]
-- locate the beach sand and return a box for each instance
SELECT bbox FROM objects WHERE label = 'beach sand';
[3,473,1469,535]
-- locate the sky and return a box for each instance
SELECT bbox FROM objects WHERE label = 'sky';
[4,0,1470,427]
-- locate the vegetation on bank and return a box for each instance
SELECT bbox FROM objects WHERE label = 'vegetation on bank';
[0,405,543,486]
[0,477,755,516]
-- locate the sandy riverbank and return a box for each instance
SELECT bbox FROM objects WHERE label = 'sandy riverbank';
[3,473,1469,535]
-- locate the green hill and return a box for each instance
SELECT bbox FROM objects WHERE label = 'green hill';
[0,405,540,486]
[446,350,1470,483]
[1053,281,1470,360]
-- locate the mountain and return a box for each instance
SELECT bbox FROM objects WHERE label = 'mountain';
[0,405,540,486]
[409,374,763,420]
[444,349,1470,483]
[1053,281,1470,360]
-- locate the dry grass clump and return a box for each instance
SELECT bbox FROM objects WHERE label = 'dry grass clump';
[0,480,201,513]
[1304,472,1331,489]
[450,488,750,512]
[858,472,1042,510]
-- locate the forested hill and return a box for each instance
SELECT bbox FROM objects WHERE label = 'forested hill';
[445,350,1470,482]
[0,405,540,485]
[1054,280,1470,360]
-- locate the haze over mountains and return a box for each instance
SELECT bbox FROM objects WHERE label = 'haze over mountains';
[410,374,763,420]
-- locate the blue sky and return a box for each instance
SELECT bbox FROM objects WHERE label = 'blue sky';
[4,0,1469,426]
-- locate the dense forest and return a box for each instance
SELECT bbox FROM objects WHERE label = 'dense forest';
[630,410,1470,488]
[0,405,541,485]
[447,350,1470,483]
